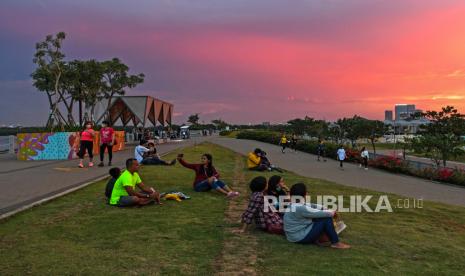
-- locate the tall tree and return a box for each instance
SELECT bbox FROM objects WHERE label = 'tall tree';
[32,32,69,128]
[336,116,365,147]
[188,114,200,125]
[287,116,329,137]
[211,119,228,130]
[99,58,145,122]
[69,60,105,122]
[358,119,387,155]
[411,106,465,167]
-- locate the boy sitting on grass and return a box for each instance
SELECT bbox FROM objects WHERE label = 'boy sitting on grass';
[283,183,350,249]
[105,167,121,200]
[236,176,283,235]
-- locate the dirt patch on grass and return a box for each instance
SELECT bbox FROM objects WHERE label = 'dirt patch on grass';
[214,155,258,276]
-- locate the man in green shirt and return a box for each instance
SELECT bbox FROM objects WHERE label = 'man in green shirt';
[109,158,161,206]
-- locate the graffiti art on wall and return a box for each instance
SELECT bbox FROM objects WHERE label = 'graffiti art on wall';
[17,131,125,161]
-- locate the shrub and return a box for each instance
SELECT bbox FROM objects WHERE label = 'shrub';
[219,130,232,136]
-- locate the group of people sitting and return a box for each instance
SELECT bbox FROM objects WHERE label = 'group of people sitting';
[237,175,350,249]
[103,141,348,249]
[105,150,241,207]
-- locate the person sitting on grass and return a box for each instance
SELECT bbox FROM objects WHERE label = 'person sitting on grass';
[236,176,283,235]
[135,140,176,166]
[177,153,239,198]
[247,148,283,172]
[267,175,290,197]
[283,183,350,249]
[109,158,162,207]
[105,167,121,200]
[267,175,290,211]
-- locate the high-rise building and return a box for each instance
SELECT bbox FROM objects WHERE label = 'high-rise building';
[395,104,416,120]
[385,110,393,121]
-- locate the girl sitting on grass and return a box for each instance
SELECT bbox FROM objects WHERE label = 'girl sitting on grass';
[236,176,284,235]
[177,153,239,198]
[283,183,350,249]
[267,175,290,212]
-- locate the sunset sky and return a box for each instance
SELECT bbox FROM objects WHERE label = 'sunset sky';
[1,0,465,125]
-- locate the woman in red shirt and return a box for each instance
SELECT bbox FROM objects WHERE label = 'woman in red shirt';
[78,121,95,168]
[98,120,115,167]
[177,153,240,198]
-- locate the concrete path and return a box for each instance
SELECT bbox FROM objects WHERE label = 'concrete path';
[211,138,465,207]
[0,137,208,216]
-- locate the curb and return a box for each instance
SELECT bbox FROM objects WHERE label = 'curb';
[0,146,182,221]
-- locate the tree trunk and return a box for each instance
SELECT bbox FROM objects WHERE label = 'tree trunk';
[371,138,376,158]
[105,91,116,121]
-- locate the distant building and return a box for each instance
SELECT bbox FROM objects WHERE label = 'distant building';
[385,110,393,121]
[395,104,416,120]
[262,122,271,126]
[384,104,429,134]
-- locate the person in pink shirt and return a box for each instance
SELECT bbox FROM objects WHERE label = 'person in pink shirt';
[78,121,96,168]
[98,120,115,167]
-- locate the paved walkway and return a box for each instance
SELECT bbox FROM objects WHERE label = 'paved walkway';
[211,138,465,207]
[0,137,208,216]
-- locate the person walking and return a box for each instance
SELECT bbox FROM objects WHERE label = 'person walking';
[317,140,327,162]
[98,120,115,167]
[360,147,369,170]
[280,134,288,153]
[78,121,95,168]
[291,134,298,152]
[336,145,346,170]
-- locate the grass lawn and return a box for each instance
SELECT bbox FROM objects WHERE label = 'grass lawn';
[1,143,465,275]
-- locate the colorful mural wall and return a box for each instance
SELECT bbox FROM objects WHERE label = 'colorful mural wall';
[17,131,125,161]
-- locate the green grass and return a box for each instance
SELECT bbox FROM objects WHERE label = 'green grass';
[0,144,235,275]
[252,172,465,274]
[1,143,465,275]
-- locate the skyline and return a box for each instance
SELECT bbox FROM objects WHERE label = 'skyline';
[1,0,465,125]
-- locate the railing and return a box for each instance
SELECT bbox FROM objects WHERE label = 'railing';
[0,136,17,154]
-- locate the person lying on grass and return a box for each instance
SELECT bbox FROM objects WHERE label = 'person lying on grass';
[177,153,239,198]
[109,158,162,207]
[235,176,283,235]
[283,183,350,249]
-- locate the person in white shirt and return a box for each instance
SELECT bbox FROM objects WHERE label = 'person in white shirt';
[336,146,346,169]
[135,140,175,165]
[360,147,369,170]
[134,140,151,164]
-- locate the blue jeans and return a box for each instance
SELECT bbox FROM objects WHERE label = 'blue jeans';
[298,217,339,244]
[194,179,226,192]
